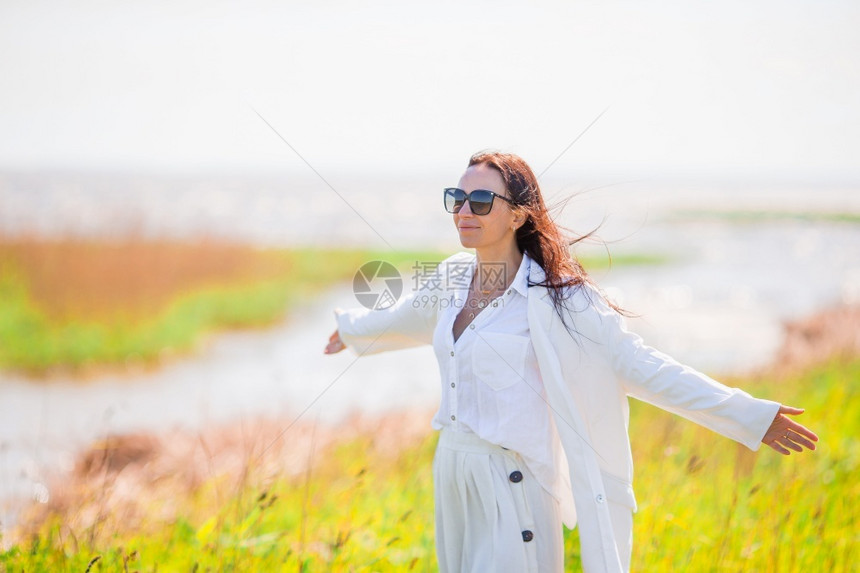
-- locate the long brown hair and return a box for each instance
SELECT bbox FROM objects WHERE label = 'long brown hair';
[467,150,624,333]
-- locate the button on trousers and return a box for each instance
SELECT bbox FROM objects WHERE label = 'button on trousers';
[433,428,564,572]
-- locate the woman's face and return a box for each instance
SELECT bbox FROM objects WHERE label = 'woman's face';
[453,163,524,251]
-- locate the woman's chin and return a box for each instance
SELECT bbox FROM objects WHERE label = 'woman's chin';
[458,235,479,248]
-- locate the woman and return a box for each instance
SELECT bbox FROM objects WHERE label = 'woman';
[324,151,818,572]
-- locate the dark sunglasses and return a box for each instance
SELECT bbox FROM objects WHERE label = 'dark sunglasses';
[443,187,518,216]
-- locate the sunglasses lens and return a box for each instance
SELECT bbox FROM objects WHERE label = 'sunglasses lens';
[444,189,465,213]
[469,190,493,215]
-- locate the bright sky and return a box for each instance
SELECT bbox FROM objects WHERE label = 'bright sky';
[1,0,858,179]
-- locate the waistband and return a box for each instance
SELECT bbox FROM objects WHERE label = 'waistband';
[438,427,521,458]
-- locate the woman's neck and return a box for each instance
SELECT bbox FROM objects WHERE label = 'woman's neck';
[473,245,523,293]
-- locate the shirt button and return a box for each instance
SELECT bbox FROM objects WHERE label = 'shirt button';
[596,494,605,503]
[507,289,512,295]
[451,382,455,388]
[450,415,456,421]
[450,351,454,356]
[521,530,534,542]
[492,302,498,307]
[469,324,475,330]
[509,471,523,483]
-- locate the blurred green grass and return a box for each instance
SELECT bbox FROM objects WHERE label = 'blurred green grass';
[4,357,855,571]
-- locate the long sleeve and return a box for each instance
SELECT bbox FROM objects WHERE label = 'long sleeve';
[335,253,469,356]
[572,285,781,451]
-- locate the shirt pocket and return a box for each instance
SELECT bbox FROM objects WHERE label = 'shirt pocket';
[472,331,530,391]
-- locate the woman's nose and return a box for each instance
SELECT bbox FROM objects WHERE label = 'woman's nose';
[458,199,474,217]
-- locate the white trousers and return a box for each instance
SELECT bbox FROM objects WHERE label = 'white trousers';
[433,428,564,573]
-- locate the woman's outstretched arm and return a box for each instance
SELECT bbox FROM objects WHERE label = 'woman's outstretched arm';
[324,252,473,356]
[569,284,819,453]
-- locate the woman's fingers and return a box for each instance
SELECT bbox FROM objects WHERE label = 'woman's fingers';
[324,329,345,354]
[781,405,820,448]
[768,439,791,455]
[778,405,805,416]
[787,422,819,448]
[778,435,804,453]
[766,421,818,455]
[784,429,815,451]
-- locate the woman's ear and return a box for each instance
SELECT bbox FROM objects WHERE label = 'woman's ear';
[513,213,527,231]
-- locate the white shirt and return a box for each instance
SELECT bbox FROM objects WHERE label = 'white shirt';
[430,251,564,505]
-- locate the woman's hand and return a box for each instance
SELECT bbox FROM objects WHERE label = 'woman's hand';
[762,405,819,455]
[325,308,347,354]
[324,329,346,354]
